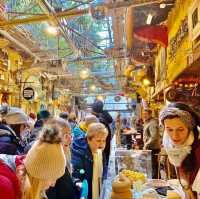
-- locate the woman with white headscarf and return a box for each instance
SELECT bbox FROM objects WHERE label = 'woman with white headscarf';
[160,102,200,199]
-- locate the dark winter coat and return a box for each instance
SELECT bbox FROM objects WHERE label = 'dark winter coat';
[0,124,19,155]
[97,111,113,164]
[71,137,107,199]
[46,167,78,199]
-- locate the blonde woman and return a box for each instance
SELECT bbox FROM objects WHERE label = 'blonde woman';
[46,118,79,199]
[0,124,66,199]
[71,122,108,199]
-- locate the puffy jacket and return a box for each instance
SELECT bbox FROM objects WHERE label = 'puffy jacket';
[0,124,19,155]
[71,137,107,199]
[72,126,85,139]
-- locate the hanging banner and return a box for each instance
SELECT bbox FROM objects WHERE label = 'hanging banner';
[134,25,168,48]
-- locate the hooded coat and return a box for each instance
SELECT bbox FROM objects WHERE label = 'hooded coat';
[71,137,106,199]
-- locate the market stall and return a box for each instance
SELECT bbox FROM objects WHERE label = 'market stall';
[100,137,185,199]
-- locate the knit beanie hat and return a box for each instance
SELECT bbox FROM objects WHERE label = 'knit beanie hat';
[3,107,29,125]
[92,100,103,114]
[160,107,196,131]
[37,110,51,120]
[24,125,66,180]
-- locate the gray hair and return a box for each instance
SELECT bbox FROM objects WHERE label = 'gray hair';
[48,117,71,130]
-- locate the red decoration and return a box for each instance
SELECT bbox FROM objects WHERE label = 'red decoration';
[1,93,9,104]
[134,25,168,48]
[117,92,125,96]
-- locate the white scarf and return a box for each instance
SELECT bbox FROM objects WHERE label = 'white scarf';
[92,149,103,199]
[163,132,194,167]
[163,131,200,194]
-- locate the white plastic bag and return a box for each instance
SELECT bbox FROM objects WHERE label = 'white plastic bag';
[192,169,200,194]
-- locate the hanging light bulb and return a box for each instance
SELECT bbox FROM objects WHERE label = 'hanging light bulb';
[96,95,104,101]
[142,78,151,86]
[90,84,96,91]
[160,3,166,8]
[146,14,153,25]
[45,26,58,35]
[80,68,90,79]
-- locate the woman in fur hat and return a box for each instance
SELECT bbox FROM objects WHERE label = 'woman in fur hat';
[0,124,66,199]
[160,102,200,199]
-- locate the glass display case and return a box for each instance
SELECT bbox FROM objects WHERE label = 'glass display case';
[100,148,152,199]
[115,149,152,179]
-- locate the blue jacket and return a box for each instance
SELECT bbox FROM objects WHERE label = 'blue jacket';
[71,137,107,199]
[72,126,85,139]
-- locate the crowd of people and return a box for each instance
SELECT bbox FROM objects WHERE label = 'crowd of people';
[0,101,200,199]
[0,100,113,199]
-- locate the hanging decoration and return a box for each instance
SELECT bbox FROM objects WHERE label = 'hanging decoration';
[134,25,168,48]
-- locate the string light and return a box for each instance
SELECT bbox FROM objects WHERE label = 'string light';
[189,84,193,88]
[80,68,90,79]
[90,85,96,91]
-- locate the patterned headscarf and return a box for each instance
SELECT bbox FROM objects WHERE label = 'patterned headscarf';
[160,107,196,130]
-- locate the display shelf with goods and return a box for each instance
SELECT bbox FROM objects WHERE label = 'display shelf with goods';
[100,137,185,199]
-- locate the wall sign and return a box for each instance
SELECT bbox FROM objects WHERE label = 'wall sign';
[23,87,34,100]
[169,17,188,59]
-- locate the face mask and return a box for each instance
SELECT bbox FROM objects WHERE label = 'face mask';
[166,146,191,167]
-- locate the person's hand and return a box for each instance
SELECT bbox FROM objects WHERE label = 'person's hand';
[75,182,82,191]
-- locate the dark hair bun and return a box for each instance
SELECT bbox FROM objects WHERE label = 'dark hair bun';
[38,124,62,144]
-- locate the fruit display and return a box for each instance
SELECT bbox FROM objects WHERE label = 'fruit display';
[120,169,146,184]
